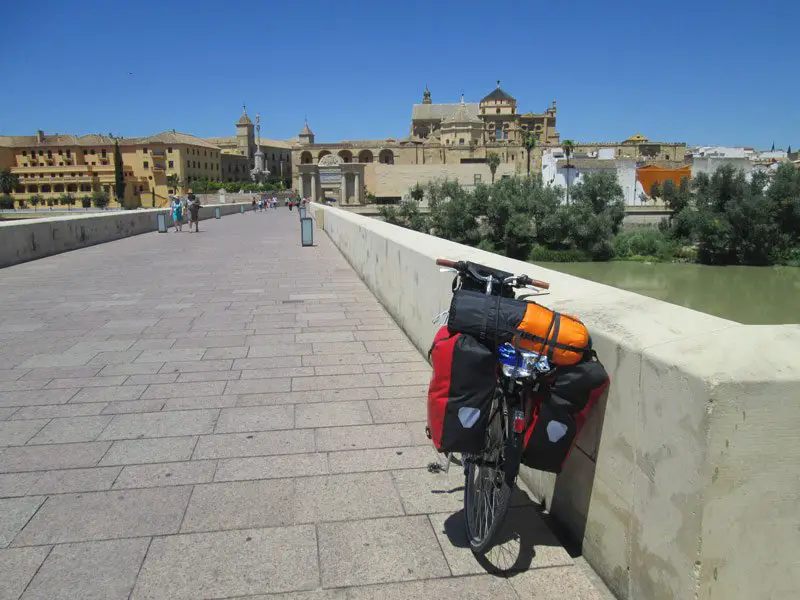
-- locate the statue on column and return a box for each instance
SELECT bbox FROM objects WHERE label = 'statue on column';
[250,114,270,184]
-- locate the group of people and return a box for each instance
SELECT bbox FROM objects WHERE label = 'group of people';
[252,196,280,212]
[170,193,201,233]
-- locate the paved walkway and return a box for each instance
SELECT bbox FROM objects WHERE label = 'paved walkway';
[0,209,607,599]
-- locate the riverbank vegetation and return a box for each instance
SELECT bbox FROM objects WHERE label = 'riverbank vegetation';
[378,163,800,267]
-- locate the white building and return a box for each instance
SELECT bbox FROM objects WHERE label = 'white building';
[541,149,642,205]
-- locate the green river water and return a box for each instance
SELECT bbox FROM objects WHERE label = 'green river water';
[535,261,800,325]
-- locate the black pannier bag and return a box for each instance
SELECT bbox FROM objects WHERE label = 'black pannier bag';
[452,261,516,298]
[427,326,496,453]
[520,354,610,473]
[447,289,591,365]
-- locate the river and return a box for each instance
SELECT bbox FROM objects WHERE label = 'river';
[534,261,800,325]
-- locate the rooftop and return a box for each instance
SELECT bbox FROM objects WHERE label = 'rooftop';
[412,102,480,122]
[480,81,516,104]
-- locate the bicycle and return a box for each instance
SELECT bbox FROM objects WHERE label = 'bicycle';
[434,258,553,553]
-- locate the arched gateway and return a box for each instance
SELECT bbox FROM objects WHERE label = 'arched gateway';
[297,153,365,204]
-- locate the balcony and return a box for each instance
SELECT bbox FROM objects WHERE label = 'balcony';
[152,163,166,172]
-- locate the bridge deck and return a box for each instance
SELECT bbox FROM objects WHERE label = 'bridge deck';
[0,209,606,599]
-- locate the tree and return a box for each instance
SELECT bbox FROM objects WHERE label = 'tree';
[522,132,537,176]
[29,194,42,211]
[564,171,626,259]
[92,190,110,210]
[0,194,14,210]
[58,193,73,210]
[408,182,425,202]
[562,139,575,205]
[81,196,92,209]
[167,174,183,193]
[113,140,125,205]
[486,152,501,184]
[0,168,20,195]
[650,181,662,200]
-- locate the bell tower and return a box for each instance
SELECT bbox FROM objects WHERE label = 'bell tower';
[298,118,315,146]
[236,104,255,159]
[422,84,432,104]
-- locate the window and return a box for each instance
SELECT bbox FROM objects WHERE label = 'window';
[204,151,207,156]
[496,108,501,114]
[101,149,107,157]
[168,147,173,153]
[459,138,465,145]
[47,151,52,158]
[187,160,190,168]
[66,150,71,157]
[474,174,482,184]
[22,151,27,156]
[168,161,174,168]
[39,150,44,156]
[204,163,207,169]
[83,149,87,155]
[143,161,149,168]
[59,163,63,166]
[90,149,95,155]
[495,127,502,140]
[143,148,147,153]
[58,150,63,155]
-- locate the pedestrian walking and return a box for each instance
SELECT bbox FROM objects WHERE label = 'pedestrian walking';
[251,198,257,213]
[188,193,201,232]
[170,196,183,232]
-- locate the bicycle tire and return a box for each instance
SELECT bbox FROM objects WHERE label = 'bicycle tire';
[463,391,513,553]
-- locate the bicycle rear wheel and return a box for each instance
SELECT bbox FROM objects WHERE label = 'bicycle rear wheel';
[463,391,513,553]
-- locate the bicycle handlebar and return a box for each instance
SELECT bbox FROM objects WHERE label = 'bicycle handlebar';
[436,258,550,290]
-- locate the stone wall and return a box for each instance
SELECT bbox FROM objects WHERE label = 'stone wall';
[308,202,800,600]
[366,162,519,200]
[0,204,248,269]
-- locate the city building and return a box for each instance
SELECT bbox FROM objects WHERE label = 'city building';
[206,107,292,185]
[0,130,221,207]
[541,150,641,205]
[292,83,559,203]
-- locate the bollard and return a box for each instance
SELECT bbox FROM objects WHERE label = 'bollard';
[299,206,307,219]
[157,212,167,233]
[240,205,244,214]
[215,207,221,219]
[300,217,314,247]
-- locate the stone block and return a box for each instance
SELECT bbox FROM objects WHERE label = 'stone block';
[28,466,121,495]
[0,388,78,408]
[21,538,149,600]
[328,446,436,474]
[314,423,415,452]
[0,441,110,473]
[27,415,112,444]
[215,405,295,433]
[214,453,329,482]
[181,479,295,533]
[317,516,448,587]
[291,374,382,392]
[295,401,372,428]
[293,471,404,523]
[0,473,43,498]
[131,525,319,599]
[368,398,425,423]
[0,496,45,547]
[390,468,463,515]
[0,420,48,446]
[141,381,227,400]
[13,486,191,545]
[224,378,292,395]
[346,575,518,600]
[0,547,50,600]
[98,409,218,440]
[70,385,146,404]
[12,403,107,420]
[100,399,166,414]
[99,436,198,466]
[193,429,315,460]
[114,460,216,489]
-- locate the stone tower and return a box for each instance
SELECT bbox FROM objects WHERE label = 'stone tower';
[422,84,432,104]
[236,105,255,160]
[298,119,314,145]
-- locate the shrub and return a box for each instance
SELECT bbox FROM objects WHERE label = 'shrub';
[613,230,673,260]
[81,196,92,209]
[528,244,590,262]
[0,194,14,210]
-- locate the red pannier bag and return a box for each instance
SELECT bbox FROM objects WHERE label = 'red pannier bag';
[520,354,610,473]
[427,326,496,454]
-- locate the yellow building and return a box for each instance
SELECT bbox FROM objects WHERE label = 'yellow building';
[0,130,223,208]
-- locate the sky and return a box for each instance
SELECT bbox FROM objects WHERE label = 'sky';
[1,0,798,149]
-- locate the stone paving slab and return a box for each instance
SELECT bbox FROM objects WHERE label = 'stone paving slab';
[0,210,609,598]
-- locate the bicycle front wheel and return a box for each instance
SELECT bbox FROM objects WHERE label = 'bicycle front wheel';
[463,392,513,553]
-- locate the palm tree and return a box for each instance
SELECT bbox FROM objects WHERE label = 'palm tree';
[166,174,183,194]
[562,139,575,204]
[522,133,537,176]
[487,152,501,184]
[0,168,20,195]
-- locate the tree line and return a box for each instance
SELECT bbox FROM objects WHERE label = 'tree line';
[378,163,800,267]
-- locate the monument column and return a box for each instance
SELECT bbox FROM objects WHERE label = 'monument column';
[311,172,317,202]
[341,173,348,204]
[354,172,361,204]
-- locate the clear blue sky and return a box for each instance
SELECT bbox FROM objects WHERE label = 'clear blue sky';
[1,0,797,149]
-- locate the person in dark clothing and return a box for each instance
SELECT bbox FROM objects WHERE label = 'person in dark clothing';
[187,193,201,232]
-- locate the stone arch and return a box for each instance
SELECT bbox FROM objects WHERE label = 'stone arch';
[41,184,51,193]
[54,184,65,193]
[338,150,353,163]
[318,150,331,160]
[27,185,38,193]
[358,150,373,163]
[378,149,394,165]
[67,183,78,193]
[300,151,313,164]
